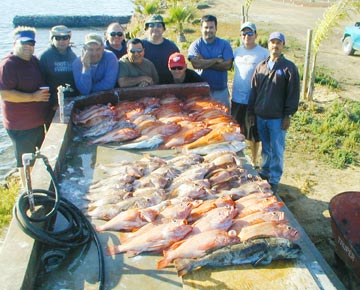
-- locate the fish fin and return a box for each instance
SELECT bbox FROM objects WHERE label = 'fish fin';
[253,255,272,266]
[157,257,170,269]
[106,245,121,256]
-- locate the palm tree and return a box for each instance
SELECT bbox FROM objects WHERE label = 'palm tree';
[306,0,360,101]
[166,3,197,42]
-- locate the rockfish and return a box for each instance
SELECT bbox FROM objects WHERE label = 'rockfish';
[174,237,301,277]
[106,219,192,256]
[114,134,164,150]
[157,229,240,269]
[88,127,141,145]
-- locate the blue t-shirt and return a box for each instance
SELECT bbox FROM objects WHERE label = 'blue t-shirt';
[142,38,179,84]
[188,37,233,90]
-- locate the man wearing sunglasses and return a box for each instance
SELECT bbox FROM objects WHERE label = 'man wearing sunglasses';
[142,14,180,84]
[39,25,78,127]
[231,22,269,170]
[188,15,233,109]
[118,38,159,88]
[168,52,203,84]
[104,22,127,59]
[0,26,50,187]
[72,33,118,95]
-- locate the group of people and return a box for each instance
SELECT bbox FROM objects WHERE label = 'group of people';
[0,14,300,192]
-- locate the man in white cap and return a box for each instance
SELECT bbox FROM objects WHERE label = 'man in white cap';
[247,32,300,193]
[231,22,269,169]
[0,26,50,186]
[39,25,78,126]
[72,33,118,95]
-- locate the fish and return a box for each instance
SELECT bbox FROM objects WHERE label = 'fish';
[238,221,300,242]
[95,207,158,232]
[106,219,192,256]
[113,134,164,150]
[183,126,244,149]
[157,229,240,269]
[186,140,247,155]
[88,127,141,144]
[191,206,238,235]
[174,237,301,277]
[230,211,286,234]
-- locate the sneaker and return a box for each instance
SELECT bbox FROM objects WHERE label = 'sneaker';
[269,183,278,193]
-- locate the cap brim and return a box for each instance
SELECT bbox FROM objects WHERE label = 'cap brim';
[85,41,101,45]
[19,37,36,42]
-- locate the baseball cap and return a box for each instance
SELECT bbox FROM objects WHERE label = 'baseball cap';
[168,52,186,68]
[268,32,285,43]
[84,33,103,46]
[145,14,165,29]
[241,22,256,32]
[15,30,36,43]
[50,25,71,37]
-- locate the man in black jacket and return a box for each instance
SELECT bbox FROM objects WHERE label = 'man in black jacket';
[247,32,300,193]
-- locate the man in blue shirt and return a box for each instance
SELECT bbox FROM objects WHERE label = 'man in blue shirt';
[188,15,233,109]
[142,15,180,84]
[72,33,118,95]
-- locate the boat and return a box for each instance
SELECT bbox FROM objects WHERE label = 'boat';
[0,83,346,289]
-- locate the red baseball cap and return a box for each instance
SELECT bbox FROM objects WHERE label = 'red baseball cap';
[168,52,186,68]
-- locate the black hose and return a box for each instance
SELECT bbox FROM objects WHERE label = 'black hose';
[13,154,105,290]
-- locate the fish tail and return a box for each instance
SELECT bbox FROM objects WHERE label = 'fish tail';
[106,245,121,256]
[157,256,170,269]
[175,259,192,277]
[119,232,129,243]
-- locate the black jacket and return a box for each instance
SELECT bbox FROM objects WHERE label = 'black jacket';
[248,55,300,119]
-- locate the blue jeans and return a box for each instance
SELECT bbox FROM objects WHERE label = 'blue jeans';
[256,117,286,185]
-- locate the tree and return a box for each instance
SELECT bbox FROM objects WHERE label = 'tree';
[166,2,197,42]
[306,0,360,101]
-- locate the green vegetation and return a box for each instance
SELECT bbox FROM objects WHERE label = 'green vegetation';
[0,178,20,236]
[288,99,360,168]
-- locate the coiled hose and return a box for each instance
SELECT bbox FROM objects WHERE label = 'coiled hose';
[13,152,105,290]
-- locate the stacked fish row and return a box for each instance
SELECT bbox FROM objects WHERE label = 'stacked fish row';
[72,94,245,149]
[83,150,301,276]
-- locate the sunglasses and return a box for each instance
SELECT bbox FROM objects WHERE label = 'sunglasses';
[148,23,163,28]
[130,48,143,54]
[241,31,255,37]
[170,66,184,71]
[54,35,70,41]
[110,31,123,37]
[21,41,35,46]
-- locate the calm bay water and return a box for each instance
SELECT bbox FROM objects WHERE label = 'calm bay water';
[0,0,134,180]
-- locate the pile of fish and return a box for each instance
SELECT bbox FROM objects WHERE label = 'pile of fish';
[83,150,301,276]
[72,94,245,149]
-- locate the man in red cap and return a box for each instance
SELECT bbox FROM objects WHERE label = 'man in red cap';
[168,52,203,84]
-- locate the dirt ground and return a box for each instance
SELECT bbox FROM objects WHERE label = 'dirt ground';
[206,0,360,288]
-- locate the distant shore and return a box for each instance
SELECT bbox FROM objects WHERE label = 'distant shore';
[13,15,131,28]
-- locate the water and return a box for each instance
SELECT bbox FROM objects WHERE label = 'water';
[0,0,134,181]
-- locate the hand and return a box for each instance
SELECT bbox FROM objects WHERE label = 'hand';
[32,90,50,102]
[282,116,291,130]
[81,49,91,69]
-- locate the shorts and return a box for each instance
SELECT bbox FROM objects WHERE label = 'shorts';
[6,126,45,167]
[231,102,260,142]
